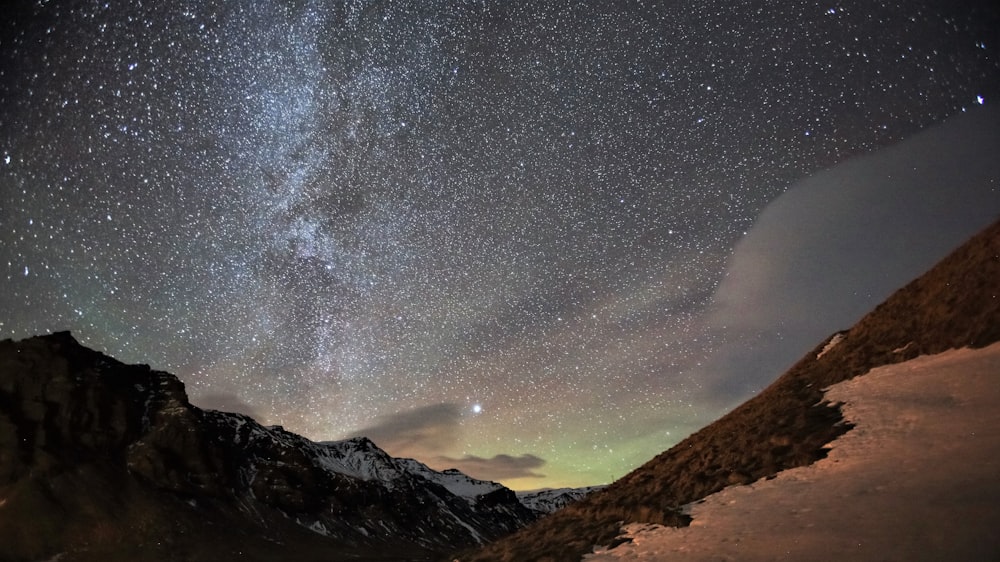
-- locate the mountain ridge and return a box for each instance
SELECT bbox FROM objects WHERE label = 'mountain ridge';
[0,332,544,561]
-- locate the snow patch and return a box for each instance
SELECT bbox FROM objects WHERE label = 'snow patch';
[443,507,486,544]
[308,520,330,536]
[816,332,845,359]
[586,343,1000,561]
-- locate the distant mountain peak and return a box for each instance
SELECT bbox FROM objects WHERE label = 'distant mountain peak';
[517,486,609,516]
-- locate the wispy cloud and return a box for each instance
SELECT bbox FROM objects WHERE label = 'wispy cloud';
[698,106,1000,404]
[349,403,548,481]
[434,453,546,481]
[350,402,463,459]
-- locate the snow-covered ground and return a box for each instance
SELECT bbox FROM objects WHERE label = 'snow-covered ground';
[585,342,1000,561]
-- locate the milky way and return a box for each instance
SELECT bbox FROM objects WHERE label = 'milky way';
[2,1,998,487]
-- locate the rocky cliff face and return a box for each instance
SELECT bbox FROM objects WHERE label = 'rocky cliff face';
[0,331,535,561]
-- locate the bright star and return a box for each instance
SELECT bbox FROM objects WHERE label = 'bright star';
[471,404,482,414]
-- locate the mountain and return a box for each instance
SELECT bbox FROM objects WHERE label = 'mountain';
[0,332,535,562]
[457,218,1000,562]
[516,486,608,516]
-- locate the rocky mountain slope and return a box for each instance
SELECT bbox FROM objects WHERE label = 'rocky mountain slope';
[458,218,1000,562]
[0,333,536,561]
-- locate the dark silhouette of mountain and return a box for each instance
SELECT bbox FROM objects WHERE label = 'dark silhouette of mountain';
[0,332,536,561]
[457,219,1000,562]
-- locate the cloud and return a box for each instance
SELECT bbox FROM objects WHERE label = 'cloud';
[349,402,462,459]
[433,453,546,481]
[192,392,269,424]
[699,106,1000,403]
[349,403,549,481]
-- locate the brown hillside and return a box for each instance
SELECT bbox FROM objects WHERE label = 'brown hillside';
[457,217,1000,562]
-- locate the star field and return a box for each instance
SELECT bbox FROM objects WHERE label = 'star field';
[2,0,998,488]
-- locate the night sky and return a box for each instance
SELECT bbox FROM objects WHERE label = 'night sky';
[2,1,999,489]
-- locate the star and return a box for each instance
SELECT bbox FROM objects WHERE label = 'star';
[1,0,998,489]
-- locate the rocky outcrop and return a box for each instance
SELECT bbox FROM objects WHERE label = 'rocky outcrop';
[0,332,535,561]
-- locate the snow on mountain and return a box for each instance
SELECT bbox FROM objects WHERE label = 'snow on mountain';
[211,419,414,487]
[203,412,536,530]
[397,457,505,501]
[816,331,845,359]
[517,485,607,515]
[314,437,408,484]
[198,404,545,539]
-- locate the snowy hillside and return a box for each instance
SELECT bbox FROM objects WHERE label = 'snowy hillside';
[586,343,1000,561]
[314,437,408,483]
[397,458,506,501]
